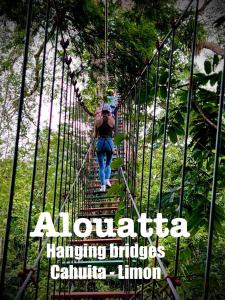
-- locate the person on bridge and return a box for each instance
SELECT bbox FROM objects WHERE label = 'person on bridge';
[106,90,118,116]
[94,103,115,192]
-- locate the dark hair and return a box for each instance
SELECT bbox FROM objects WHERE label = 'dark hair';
[107,91,113,96]
[102,110,110,116]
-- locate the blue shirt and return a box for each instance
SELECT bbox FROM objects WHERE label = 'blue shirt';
[107,95,117,107]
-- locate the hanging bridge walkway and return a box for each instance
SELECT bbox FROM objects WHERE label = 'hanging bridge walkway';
[0,0,225,299]
[51,111,137,299]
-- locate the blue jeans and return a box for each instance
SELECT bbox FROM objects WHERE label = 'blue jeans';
[96,137,114,185]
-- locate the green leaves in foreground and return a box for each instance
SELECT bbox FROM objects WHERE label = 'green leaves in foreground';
[188,195,225,236]
[113,133,126,146]
[111,157,123,169]
[114,202,126,225]
[168,122,185,143]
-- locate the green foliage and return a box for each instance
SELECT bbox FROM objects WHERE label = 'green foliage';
[1,1,225,298]
[204,60,211,74]
[114,202,126,226]
[113,133,126,147]
[131,53,225,298]
[213,54,220,70]
[111,157,123,169]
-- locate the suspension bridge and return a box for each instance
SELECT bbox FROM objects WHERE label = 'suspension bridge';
[0,0,224,299]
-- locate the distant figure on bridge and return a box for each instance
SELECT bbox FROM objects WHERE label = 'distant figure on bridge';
[106,90,118,116]
[94,104,115,192]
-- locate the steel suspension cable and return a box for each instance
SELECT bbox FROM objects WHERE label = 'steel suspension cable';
[139,67,149,220]
[152,30,176,300]
[174,0,199,277]
[67,79,75,296]
[104,0,108,86]
[0,0,92,296]
[65,77,76,295]
[125,93,134,294]
[141,53,160,299]
[55,64,70,299]
[15,137,94,300]
[117,1,199,299]
[203,48,225,300]
[77,104,81,212]
[124,0,194,100]
[119,166,180,300]
[71,90,76,234]
[68,80,75,222]
[136,66,150,298]
[124,100,130,294]
[128,85,138,293]
[51,42,67,297]
[35,1,58,297]
[158,30,175,216]
[60,76,73,298]
[131,85,137,200]
[0,0,33,292]
[52,0,91,117]
[46,26,62,299]
[23,0,51,273]
[71,84,77,232]
[134,70,149,298]
[133,79,143,296]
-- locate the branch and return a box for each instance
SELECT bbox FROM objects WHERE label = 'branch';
[193,101,225,133]
[26,24,56,98]
[196,41,224,55]
[198,0,213,14]
[79,102,94,116]
[23,103,37,128]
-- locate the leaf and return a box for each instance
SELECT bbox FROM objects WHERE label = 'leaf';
[197,88,217,103]
[113,133,126,146]
[168,127,177,143]
[171,78,179,85]
[213,54,219,69]
[193,72,209,85]
[177,90,188,103]
[159,71,168,84]
[154,191,178,209]
[114,202,125,225]
[173,122,185,136]
[155,120,165,139]
[204,60,211,74]
[159,86,167,99]
[111,157,123,169]
[209,73,219,86]
[174,111,184,125]
[106,183,123,196]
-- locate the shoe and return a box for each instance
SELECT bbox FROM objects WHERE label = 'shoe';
[100,185,106,192]
[105,179,111,187]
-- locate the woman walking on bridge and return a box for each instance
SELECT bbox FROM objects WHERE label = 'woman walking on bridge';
[94,103,115,192]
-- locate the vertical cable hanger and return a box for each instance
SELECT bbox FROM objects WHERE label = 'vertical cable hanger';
[0,0,33,293]
[23,0,51,274]
[46,26,62,300]
[175,0,199,277]
[203,47,225,300]
[104,0,108,89]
